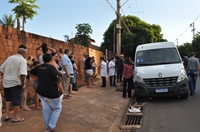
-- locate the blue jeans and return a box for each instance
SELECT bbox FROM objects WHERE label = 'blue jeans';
[187,70,197,94]
[37,94,63,129]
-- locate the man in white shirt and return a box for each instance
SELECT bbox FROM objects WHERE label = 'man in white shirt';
[108,56,117,87]
[0,45,27,122]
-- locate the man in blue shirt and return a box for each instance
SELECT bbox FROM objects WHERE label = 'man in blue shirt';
[61,49,74,98]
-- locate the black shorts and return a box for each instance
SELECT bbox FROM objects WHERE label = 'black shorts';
[4,86,23,106]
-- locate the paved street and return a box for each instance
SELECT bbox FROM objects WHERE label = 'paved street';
[138,76,200,132]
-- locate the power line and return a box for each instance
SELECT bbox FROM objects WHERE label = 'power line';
[127,0,143,15]
[175,13,200,42]
[93,0,113,12]
[105,0,131,33]
[135,0,140,18]
[110,0,116,7]
[121,8,132,33]
[106,0,116,12]
[141,0,145,20]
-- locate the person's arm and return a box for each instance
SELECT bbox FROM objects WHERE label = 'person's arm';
[64,65,70,78]
[19,75,26,87]
[73,63,78,71]
[35,44,42,58]
[52,61,62,75]
[30,73,38,80]
[47,45,56,52]
[57,82,66,97]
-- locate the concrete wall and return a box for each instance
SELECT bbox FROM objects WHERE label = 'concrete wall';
[0,26,103,103]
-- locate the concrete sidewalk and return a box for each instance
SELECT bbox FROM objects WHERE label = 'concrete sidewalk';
[0,79,131,132]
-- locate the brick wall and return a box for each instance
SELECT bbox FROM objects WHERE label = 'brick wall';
[0,26,103,100]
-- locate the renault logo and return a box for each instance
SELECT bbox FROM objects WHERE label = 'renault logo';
[158,73,162,77]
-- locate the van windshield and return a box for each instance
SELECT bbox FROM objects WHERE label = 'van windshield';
[136,48,181,66]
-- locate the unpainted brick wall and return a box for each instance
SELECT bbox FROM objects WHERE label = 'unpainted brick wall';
[0,26,103,102]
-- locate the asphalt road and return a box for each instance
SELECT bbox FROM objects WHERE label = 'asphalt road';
[138,77,200,132]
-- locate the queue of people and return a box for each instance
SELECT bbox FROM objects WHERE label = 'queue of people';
[0,42,135,132]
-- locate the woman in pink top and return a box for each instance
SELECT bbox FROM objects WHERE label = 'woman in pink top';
[122,57,133,98]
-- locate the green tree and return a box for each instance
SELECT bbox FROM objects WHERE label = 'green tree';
[192,31,200,58]
[177,42,193,58]
[64,35,70,42]
[74,23,93,47]
[101,15,167,58]
[2,14,16,28]
[9,0,40,31]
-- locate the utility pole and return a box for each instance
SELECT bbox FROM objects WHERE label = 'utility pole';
[116,0,121,56]
[190,22,195,38]
[113,26,115,53]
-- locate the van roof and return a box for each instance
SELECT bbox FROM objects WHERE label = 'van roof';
[136,42,176,51]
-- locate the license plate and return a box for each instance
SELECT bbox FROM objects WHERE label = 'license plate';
[155,88,168,93]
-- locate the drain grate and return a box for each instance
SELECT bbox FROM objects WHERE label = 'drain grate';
[120,105,144,130]
[124,115,142,125]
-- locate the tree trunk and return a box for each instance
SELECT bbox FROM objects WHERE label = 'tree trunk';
[17,18,20,30]
[21,17,26,46]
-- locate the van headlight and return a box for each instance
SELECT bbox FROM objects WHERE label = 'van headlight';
[177,69,187,82]
[135,73,145,84]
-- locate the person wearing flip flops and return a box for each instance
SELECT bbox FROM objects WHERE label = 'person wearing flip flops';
[0,45,28,123]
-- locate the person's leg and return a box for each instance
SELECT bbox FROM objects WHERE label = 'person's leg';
[37,94,52,129]
[113,75,117,86]
[187,70,193,94]
[128,78,132,98]
[11,86,23,120]
[69,83,74,94]
[72,74,78,91]
[87,75,91,88]
[123,78,127,98]
[91,74,94,86]
[117,69,119,83]
[22,87,31,111]
[61,74,70,96]
[48,95,63,130]
[101,76,104,86]
[4,88,12,119]
[192,70,197,93]
[84,68,88,82]
[5,102,11,118]
[103,77,106,87]
[110,76,113,86]
[34,91,40,109]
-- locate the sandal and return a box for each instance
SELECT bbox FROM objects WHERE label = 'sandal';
[22,107,31,111]
[4,117,12,122]
[12,118,25,123]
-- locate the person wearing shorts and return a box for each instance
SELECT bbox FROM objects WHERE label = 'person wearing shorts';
[0,45,27,123]
[85,55,94,88]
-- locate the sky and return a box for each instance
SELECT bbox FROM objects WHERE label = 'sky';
[0,0,200,47]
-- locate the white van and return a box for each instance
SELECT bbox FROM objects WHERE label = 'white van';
[134,42,188,100]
